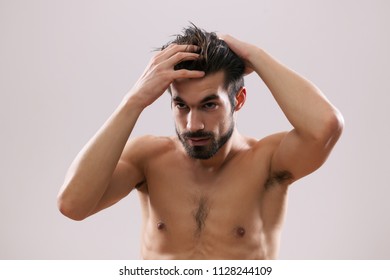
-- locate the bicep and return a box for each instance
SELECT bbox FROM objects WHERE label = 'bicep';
[88,139,146,216]
[270,129,338,183]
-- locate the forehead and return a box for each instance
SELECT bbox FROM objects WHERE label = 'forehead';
[171,71,228,103]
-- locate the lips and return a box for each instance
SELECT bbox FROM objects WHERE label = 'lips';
[188,137,211,146]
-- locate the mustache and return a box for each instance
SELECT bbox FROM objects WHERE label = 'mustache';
[181,131,214,138]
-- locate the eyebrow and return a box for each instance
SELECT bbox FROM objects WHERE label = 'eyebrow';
[201,94,220,103]
[172,94,220,104]
[172,96,185,103]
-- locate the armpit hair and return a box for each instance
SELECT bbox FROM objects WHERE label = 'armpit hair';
[134,180,146,190]
[265,170,294,188]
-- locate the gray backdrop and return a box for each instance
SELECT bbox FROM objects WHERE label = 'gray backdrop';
[1,0,389,259]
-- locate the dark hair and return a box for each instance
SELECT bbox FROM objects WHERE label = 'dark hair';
[162,24,245,108]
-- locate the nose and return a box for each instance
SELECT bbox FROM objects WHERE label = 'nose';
[186,110,205,132]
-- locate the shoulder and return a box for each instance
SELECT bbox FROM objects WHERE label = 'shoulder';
[258,132,288,146]
[243,132,288,153]
[123,134,175,154]
[121,135,176,163]
[231,132,288,171]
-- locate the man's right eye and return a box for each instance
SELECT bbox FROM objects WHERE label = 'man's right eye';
[176,103,188,109]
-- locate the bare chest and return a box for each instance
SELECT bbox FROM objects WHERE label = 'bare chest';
[140,151,280,237]
[137,145,290,259]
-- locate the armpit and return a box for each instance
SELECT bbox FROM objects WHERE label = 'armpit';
[134,180,147,190]
[265,170,294,188]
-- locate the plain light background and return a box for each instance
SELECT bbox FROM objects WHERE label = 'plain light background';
[1,0,389,259]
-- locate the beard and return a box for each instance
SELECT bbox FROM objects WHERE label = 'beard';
[176,121,234,160]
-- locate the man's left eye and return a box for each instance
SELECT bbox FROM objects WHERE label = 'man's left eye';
[203,103,217,109]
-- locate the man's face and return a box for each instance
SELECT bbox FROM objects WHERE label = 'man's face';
[171,71,235,160]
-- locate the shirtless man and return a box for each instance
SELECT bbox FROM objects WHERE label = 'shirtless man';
[57,25,344,259]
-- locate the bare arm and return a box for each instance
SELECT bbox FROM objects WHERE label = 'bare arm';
[57,44,204,220]
[220,34,344,182]
[57,101,143,221]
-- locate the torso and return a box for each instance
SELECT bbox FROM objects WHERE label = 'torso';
[135,134,290,259]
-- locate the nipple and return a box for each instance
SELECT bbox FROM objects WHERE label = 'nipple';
[157,222,166,231]
[236,227,246,237]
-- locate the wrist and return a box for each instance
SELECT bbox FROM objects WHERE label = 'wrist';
[248,47,271,74]
[120,90,148,115]
[122,88,151,109]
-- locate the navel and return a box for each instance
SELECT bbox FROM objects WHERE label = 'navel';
[235,227,246,238]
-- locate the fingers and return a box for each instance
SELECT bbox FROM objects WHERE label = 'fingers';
[216,33,228,41]
[173,69,205,80]
[166,43,200,53]
[216,33,236,45]
[163,51,200,69]
[155,44,200,63]
[215,33,253,70]
[153,44,205,79]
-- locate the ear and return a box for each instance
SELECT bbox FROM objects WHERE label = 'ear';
[234,87,246,111]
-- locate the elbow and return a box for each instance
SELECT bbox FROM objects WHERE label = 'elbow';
[328,108,344,136]
[320,108,344,146]
[57,192,89,221]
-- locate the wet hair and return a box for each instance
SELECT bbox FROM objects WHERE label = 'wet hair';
[162,24,245,109]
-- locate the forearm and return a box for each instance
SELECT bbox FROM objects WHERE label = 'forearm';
[58,44,204,220]
[57,94,144,219]
[251,48,342,139]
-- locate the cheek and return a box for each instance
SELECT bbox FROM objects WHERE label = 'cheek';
[173,112,186,128]
[214,113,233,134]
